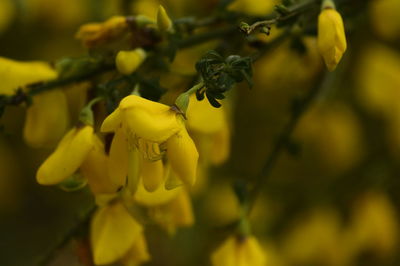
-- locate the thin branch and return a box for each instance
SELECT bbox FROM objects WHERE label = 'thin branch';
[247,71,330,214]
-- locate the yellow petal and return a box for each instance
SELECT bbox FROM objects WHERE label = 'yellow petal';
[134,170,182,207]
[36,126,94,185]
[157,5,173,33]
[108,126,129,188]
[116,48,146,75]
[127,147,140,195]
[91,201,143,265]
[211,236,236,266]
[166,128,199,186]
[186,94,227,134]
[119,95,170,114]
[121,232,150,266]
[168,189,194,227]
[241,236,267,266]
[141,157,163,192]
[0,57,57,95]
[123,107,181,143]
[101,107,122,132]
[318,8,347,71]
[23,89,69,148]
[81,135,125,194]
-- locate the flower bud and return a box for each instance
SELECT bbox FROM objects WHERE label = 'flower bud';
[115,48,146,75]
[157,5,173,33]
[317,3,347,71]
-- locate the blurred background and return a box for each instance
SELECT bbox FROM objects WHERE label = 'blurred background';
[1,0,400,265]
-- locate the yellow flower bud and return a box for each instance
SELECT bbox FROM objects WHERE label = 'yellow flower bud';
[36,125,94,185]
[157,5,173,33]
[317,7,347,71]
[115,48,147,75]
[211,235,266,266]
[23,89,69,148]
[91,201,143,265]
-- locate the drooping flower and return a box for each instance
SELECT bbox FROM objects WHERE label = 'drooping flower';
[36,125,94,185]
[90,200,146,265]
[157,5,173,33]
[317,1,347,71]
[211,235,266,266]
[101,95,199,192]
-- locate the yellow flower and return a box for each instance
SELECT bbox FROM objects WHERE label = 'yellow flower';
[90,201,144,265]
[23,89,69,148]
[36,125,94,185]
[147,188,194,234]
[317,4,347,71]
[101,95,199,191]
[347,191,399,257]
[75,16,128,48]
[211,235,266,266]
[369,0,400,41]
[120,233,150,266]
[0,57,57,95]
[157,5,173,33]
[116,48,147,75]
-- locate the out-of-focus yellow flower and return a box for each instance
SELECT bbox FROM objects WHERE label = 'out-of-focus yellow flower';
[355,43,400,116]
[101,95,198,190]
[23,89,69,148]
[211,235,266,266]
[147,188,194,234]
[228,0,278,16]
[187,94,230,165]
[296,104,363,174]
[317,3,347,71]
[36,125,94,185]
[0,57,57,95]
[346,191,399,257]
[120,233,150,266]
[116,48,147,75]
[91,201,144,265]
[254,38,322,92]
[157,5,173,33]
[0,0,15,34]
[75,16,128,48]
[281,208,345,266]
[369,0,400,41]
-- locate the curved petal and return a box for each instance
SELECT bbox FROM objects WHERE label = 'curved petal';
[166,128,198,186]
[36,126,94,185]
[134,176,181,207]
[101,108,122,132]
[141,157,163,192]
[120,95,170,114]
[91,201,142,265]
[123,108,181,142]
